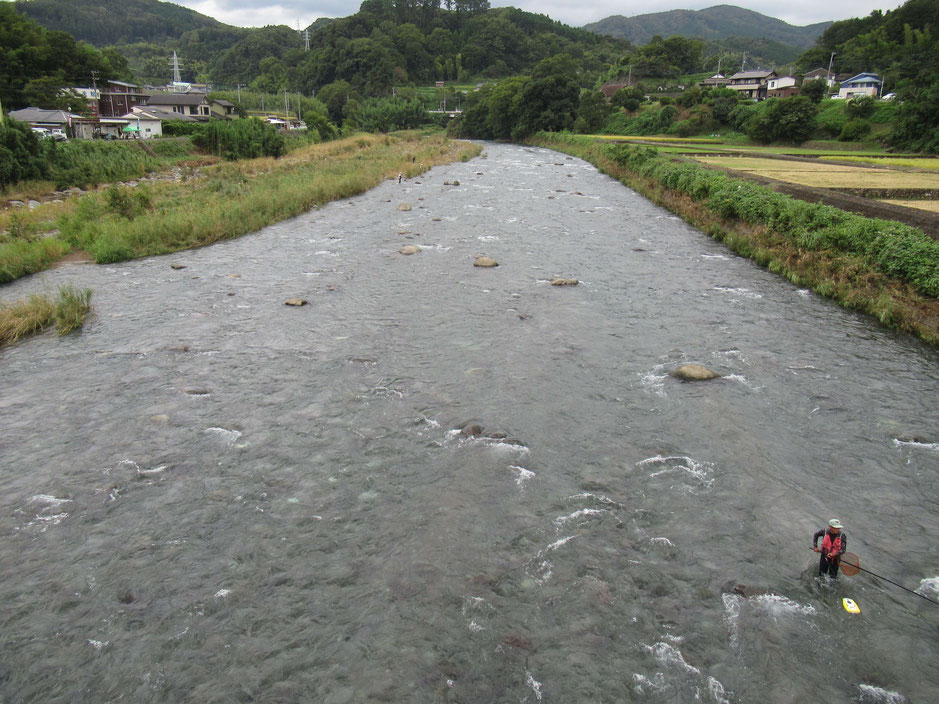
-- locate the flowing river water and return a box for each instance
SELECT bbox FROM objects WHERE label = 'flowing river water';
[1,143,937,703]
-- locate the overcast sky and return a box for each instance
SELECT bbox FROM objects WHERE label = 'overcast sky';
[175,1,905,31]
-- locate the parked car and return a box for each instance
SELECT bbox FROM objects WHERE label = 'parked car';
[31,127,50,137]
[881,93,896,100]
[49,129,68,141]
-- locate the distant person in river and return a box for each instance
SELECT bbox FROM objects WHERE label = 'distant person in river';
[813,519,847,578]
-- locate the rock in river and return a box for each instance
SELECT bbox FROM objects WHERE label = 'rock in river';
[285,298,309,307]
[399,245,421,255]
[670,364,721,381]
[397,202,412,211]
[550,278,579,286]
[474,256,499,268]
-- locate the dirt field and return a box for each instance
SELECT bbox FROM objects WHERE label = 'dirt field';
[694,156,939,189]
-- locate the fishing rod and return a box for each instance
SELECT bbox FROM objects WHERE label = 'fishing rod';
[811,549,939,606]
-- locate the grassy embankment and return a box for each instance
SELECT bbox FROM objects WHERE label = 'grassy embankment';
[0,284,92,347]
[1,132,479,281]
[530,132,939,345]
[0,132,480,348]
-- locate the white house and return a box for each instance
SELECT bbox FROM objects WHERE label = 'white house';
[767,76,797,91]
[838,73,882,99]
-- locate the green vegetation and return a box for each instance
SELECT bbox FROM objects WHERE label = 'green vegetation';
[193,118,287,160]
[0,4,131,111]
[15,0,222,46]
[0,284,93,348]
[1,119,202,189]
[531,133,939,343]
[41,133,478,267]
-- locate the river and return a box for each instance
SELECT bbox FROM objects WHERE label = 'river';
[1,143,937,703]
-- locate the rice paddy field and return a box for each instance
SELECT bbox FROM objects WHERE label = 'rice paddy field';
[879,199,939,213]
[819,156,939,170]
[693,156,939,189]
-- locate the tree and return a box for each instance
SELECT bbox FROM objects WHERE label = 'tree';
[574,89,611,133]
[317,81,358,125]
[801,78,828,104]
[516,54,582,137]
[747,96,817,144]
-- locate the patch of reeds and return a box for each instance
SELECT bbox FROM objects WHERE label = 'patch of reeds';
[0,284,92,348]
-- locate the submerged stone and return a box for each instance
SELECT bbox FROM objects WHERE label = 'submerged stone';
[399,245,421,255]
[397,202,412,211]
[474,256,498,268]
[550,278,579,286]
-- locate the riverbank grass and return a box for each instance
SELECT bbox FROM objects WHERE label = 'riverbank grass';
[54,132,480,265]
[0,284,93,347]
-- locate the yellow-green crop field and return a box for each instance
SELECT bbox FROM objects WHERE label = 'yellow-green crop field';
[819,156,939,170]
[879,200,939,213]
[694,156,939,189]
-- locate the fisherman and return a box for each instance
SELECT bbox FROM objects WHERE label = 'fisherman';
[813,519,847,578]
[398,172,403,184]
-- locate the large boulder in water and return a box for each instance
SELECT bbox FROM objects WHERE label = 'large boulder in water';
[474,256,498,268]
[550,278,579,286]
[671,364,721,381]
[399,245,421,255]
[397,202,412,211]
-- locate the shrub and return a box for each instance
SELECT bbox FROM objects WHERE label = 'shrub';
[839,119,872,141]
[193,118,286,160]
[104,185,152,220]
[845,95,876,119]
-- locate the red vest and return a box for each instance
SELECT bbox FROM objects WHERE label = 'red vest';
[822,532,842,555]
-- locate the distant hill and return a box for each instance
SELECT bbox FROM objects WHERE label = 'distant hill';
[584,4,831,49]
[14,0,225,45]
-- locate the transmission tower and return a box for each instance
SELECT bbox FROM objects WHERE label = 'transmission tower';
[170,51,182,86]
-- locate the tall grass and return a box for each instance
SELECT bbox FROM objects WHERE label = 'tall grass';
[0,284,92,347]
[56,133,481,264]
[0,238,71,284]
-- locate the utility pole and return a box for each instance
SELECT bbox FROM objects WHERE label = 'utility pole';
[827,51,837,85]
[297,93,302,122]
[284,89,289,119]
[0,94,5,125]
[717,55,722,76]
[237,83,241,103]
[741,53,746,72]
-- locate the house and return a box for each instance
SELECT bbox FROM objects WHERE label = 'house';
[699,74,729,88]
[210,99,237,118]
[99,80,150,117]
[766,75,799,99]
[600,82,632,100]
[122,106,199,138]
[146,92,213,119]
[838,73,882,99]
[7,107,82,133]
[802,67,837,87]
[725,70,777,100]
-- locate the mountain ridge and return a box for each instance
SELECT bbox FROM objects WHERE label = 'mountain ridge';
[584,4,831,49]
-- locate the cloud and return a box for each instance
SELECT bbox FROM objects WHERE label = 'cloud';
[174,1,905,30]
